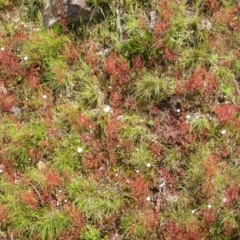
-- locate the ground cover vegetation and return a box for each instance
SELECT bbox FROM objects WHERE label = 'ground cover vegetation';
[0,0,240,239]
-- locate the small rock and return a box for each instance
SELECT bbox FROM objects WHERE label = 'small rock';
[43,0,103,27]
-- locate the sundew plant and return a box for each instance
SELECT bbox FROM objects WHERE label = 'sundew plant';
[0,0,240,239]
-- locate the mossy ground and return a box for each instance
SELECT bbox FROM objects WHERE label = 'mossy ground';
[0,0,240,239]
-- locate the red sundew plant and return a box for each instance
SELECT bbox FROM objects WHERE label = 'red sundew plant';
[163,48,179,62]
[132,55,144,70]
[25,67,41,90]
[204,0,220,13]
[186,66,217,96]
[44,170,62,188]
[85,42,101,75]
[128,174,150,209]
[213,103,237,124]
[201,208,216,227]
[0,49,23,80]
[224,184,239,207]
[104,52,130,87]
[164,222,188,240]
[109,91,123,109]
[77,113,94,130]
[213,4,240,32]
[0,204,9,226]
[21,190,39,209]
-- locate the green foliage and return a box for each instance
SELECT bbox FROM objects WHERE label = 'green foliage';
[80,225,107,240]
[21,30,67,66]
[0,0,240,239]
[133,72,175,109]
[68,177,124,221]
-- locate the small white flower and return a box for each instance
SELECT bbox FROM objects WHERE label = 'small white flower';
[146,196,151,201]
[77,147,83,153]
[191,209,197,214]
[186,115,191,119]
[176,109,181,113]
[222,198,227,203]
[221,129,226,135]
[0,47,5,51]
[42,95,47,99]
[14,25,18,29]
[0,169,3,174]
[135,170,139,173]
[146,163,151,168]
[24,56,28,61]
[117,115,124,120]
[103,105,112,113]
[207,204,212,209]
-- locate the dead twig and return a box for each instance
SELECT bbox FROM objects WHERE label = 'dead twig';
[116,3,123,42]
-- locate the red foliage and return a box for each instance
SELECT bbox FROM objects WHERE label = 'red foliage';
[165,222,188,240]
[77,113,94,130]
[213,103,237,124]
[21,191,38,209]
[213,4,240,32]
[186,66,217,96]
[163,48,179,61]
[0,204,9,225]
[150,142,163,158]
[83,152,105,170]
[128,174,150,209]
[201,208,216,226]
[110,91,123,109]
[85,42,100,70]
[224,220,237,237]
[204,0,220,13]
[104,52,130,87]
[0,95,16,112]
[44,170,62,188]
[224,184,239,207]
[105,118,122,141]
[25,67,41,90]
[0,49,23,79]
[132,55,144,70]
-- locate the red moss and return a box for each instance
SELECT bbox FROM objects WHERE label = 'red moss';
[224,184,239,207]
[0,49,23,80]
[186,66,217,96]
[129,174,150,209]
[77,114,94,130]
[213,103,237,124]
[201,208,216,226]
[105,52,130,87]
[0,204,9,225]
[44,170,62,187]
[163,48,179,61]
[132,55,144,70]
[21,191,38,209]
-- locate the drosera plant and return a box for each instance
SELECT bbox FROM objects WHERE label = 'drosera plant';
[0,0,240,239]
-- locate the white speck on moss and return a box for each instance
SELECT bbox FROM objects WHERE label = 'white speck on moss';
[77,147,83,153]
[42,95,47,99]
[146,196,151,201]
[191,209,197,214]
[103,105,113,113]
[24,56,28,61]
[186,114,191,119]
[207,204,212,209]
[146,163,151,168]
[221,129,226,135]
[0,47,5,51]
